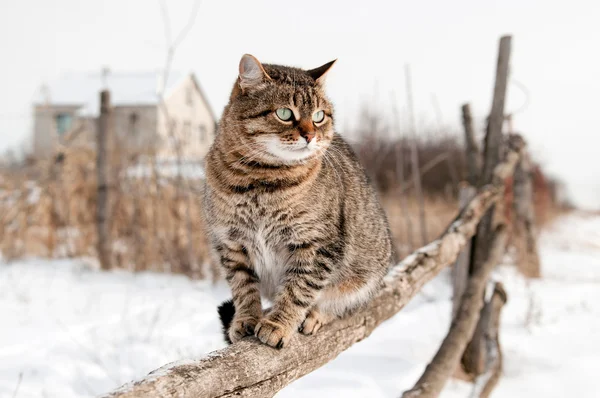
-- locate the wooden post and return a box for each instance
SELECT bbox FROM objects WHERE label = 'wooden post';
[470,282,507,398]
[453,103,481,320]
[462,35,512,376]
[461,103,481,186]
[512,151,541,277]
[479,36,512,188]
[451,183,476,319]
[96,90,111,270]
[405,64,428,245]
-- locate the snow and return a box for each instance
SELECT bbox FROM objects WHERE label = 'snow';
[1,212,599,398]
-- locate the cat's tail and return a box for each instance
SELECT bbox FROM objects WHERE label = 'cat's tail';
[217,299,235,344]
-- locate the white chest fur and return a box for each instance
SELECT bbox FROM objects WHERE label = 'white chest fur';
[251,226,286,301]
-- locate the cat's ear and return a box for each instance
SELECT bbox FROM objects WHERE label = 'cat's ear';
[238,54,271,91]
[307,59,337,85]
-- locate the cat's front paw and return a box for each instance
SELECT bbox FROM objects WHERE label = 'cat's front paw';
[299,309,329,335]
[228,315,259,343]
[254,318,293,348]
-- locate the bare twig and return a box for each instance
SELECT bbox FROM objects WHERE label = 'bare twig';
[391,94,414,253]
[12,372,23,398]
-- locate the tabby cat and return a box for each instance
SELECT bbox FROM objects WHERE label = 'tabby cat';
[203,54,392,348]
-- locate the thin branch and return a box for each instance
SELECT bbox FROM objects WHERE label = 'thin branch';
[173,0,202,49]
[12,372,23,398]
[391,92,414,253]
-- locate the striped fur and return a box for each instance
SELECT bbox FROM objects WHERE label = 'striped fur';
[203,55,393,348]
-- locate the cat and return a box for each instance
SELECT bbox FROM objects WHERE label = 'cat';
[203,54,393,348]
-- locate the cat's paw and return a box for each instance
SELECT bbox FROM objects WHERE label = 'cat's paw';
[228,315,259,343]
[299,309,329,335]
[254,318,293,348]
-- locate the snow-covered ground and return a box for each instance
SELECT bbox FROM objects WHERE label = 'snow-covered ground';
[1,212,599,398]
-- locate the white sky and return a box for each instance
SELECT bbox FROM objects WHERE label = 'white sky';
[1,0,598,209]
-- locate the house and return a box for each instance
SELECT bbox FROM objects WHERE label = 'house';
[32,71,217,160]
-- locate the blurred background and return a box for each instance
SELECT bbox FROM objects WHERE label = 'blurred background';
[1,1,599,397]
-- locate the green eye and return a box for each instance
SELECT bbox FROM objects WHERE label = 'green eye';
[312,110,325,123]
[276,108,293,121]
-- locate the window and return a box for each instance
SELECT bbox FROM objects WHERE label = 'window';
[55,113,73,135]
[183,121,191,140]
[129,112,139,136]
[198,124,207,143]
[186,86,193,106]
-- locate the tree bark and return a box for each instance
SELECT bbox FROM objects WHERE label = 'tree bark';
[512,151,541,278]
[461,103,480,186]
[470,282,507,398]
[464,35,512,375]
[104,186,500,398]
[452,184,476,320]
[96,90,112,270]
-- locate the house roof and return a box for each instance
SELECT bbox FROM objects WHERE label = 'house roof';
[35,71,216,120]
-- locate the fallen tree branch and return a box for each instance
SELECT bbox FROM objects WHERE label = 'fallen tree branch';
[105,186,500,398]
[402,225,507,398]
[470,282,507,398]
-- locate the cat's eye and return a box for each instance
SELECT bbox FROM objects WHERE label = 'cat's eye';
[312,110,325,123]
[276,108,293,121]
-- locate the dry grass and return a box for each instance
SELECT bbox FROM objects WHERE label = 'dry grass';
[0,131,561,280]
[382,192,459,260]
[0,147,217,279]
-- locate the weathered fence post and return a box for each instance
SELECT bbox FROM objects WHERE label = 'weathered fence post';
[512,151,541,278]
[452,103,482,319]
[96,90,112,270]
[461,103,481,187]
[470,282,507,398]
[452,183,476,319]
[462,34,512,376]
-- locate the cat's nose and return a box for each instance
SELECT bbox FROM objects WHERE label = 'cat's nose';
[300,132,315,143]
[298,120,316,143]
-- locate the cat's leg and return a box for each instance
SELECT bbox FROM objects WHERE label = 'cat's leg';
[299,306,334,335]
[255,244,332,348]
[219,244,263,343]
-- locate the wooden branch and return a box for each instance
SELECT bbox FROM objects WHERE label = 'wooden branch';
[461,103,481,186]
[512,151,541,278]
[465,36,513,376]
[470,282,507,398]
[402,225,508,398]
[404,134,524,398]
[96,90,112,271]
[461,134,522,377]
[479,35,512,187]
[104,186,500,398]
[452,184,476,319]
